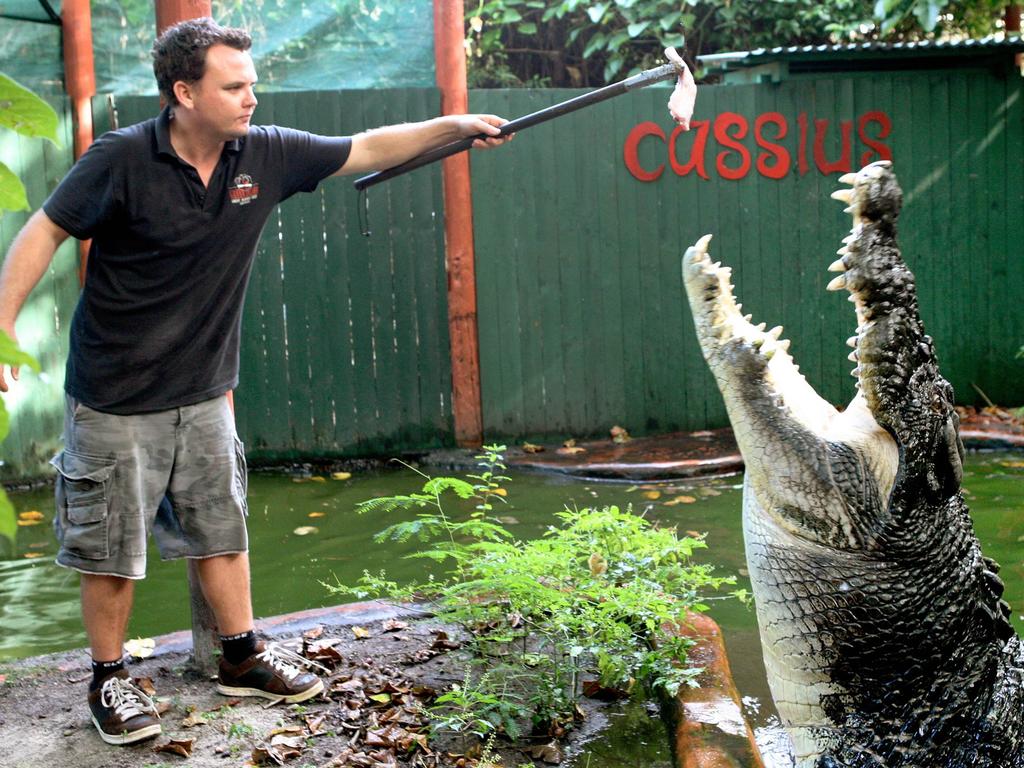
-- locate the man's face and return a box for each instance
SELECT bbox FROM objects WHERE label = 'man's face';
[182,43,258,139]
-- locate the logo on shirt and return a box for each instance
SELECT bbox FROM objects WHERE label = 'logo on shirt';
[228,174,259,205]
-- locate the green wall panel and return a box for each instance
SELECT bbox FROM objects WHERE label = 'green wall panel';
[470,63,1024,442]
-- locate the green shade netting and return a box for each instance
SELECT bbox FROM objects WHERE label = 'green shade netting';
[0,0,435,97]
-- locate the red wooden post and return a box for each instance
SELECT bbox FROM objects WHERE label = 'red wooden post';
[156,0,213,34]
[433,0,484,448]
[154,0,217,676]
[1006,4,1021,32]
[61,0,96,284]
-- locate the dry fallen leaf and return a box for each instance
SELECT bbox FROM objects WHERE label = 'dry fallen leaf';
[22,552,45,558]
[489,487,507,497]
[134,676,157,695]
[528,740,564,764]
[309,476,327,483]
[643,490,662,500]
[610,425,631,443]
[18,510,43,521]
[303,625,325,641]
[308,511,326,518]
[292,526,319,536]
[588,552,607,576]
[521,442,544,453]
[124,637,155,659]
[382,619,409,632]
[153,738,194,757]
[331,471,352,480]
[16,519,41,527]
[556,446,586,455]
[1001,461,1024,468]
[352,626,371,639]
[563,438,577,448]
[663,495,697,506]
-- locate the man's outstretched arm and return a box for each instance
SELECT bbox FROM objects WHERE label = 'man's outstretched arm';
[0,209,71,391]
[333,114,512,176]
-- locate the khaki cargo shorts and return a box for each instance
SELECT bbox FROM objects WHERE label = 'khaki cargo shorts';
[50,394,249,579]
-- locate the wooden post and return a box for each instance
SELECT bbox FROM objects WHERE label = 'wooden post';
[1006,4,1021,32]
[433,0,484,448]
[156,0,213,33]
[154,0,218,676]
[61,0,96,285]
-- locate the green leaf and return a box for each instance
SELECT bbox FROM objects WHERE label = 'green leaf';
[0,73,60,144]
[518,22,538,34]
[587,3,608,24]
[0,489,15,558]
[0,162,28,216]
[501,8,523,23]
[627,21,650,38]
[914,0,939,31]
[0,330,39,371]
[604,57,625,81]
[583,31,608,58]
[659,11,680,31]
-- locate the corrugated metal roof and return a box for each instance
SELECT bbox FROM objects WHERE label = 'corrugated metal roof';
[698,34,1024,71]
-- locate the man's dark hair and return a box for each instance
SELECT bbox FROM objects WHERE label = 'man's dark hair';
[152,18,252,105]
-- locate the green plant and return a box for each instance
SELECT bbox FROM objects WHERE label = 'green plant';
[328,446,742,743]
[464,0,1006,88]
[0,73,50,554]
[428,671,524,741]
[227,720,255,739]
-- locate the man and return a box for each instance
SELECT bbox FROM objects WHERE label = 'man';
[0,17,511,746]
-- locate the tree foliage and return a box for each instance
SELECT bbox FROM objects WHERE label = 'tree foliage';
[465,0,1010,87]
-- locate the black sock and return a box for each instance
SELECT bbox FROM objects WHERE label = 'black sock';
[90,658,125,691]
[220,629,258,664]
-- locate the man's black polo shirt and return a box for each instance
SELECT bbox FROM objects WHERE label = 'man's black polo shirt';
[43,107,350,414]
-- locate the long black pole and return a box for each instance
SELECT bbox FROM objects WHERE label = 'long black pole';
[353,60,681,191]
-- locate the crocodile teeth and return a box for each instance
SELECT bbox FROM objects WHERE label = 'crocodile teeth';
[827,275,847,291]
[743,314,753,322]
[836,246,850,256]
[778,338,791,352]
[843,234,856,244]
[755,322,767,331]
[831,189,854,203]
[764,347,776,360]
[847,294,858,303]
[695,233,713,252]
[846,336,858,348]
[768,325,783,339]
[848,350,858,362]
[838,172,858,185]
[850,365,862,378]
[843,206,856,214]
[828,259,847,273]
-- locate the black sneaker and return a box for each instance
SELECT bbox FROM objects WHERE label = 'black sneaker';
[216,641,325,703]
[87,670,162,745]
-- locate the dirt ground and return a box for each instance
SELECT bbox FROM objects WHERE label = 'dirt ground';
[0,608,611,768]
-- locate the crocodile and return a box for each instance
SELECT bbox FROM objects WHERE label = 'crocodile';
[680,161,1024,768]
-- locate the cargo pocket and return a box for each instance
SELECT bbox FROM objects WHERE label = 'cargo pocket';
[232,436,249,515]
[50,450,115,560]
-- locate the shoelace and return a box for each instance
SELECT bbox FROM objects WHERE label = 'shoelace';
[101,676,157,721]
[259,643,328,681]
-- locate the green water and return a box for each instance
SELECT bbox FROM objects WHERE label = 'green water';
[2,452,1022,765]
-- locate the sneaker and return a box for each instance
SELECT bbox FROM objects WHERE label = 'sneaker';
[88,670,162,745]
[216,641,325,703]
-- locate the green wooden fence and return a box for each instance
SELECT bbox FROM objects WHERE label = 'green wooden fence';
[132,89,452,461]
[3,65,1023,480]
[469,62,1024,441]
